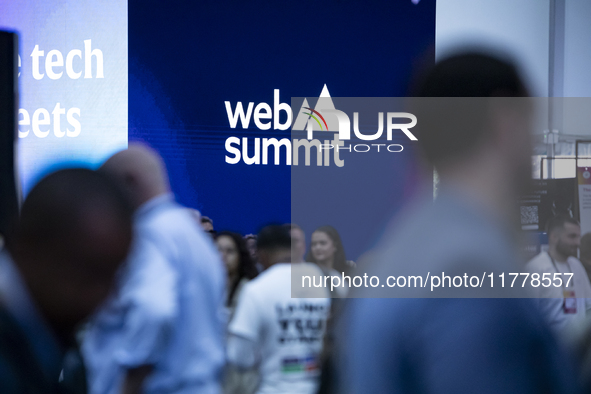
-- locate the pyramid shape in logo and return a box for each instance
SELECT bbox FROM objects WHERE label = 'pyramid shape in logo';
[292,84,339,132]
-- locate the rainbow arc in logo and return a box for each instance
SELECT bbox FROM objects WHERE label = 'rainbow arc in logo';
[302,107,328,131]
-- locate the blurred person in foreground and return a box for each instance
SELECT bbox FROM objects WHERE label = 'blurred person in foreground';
[186,207,202,226]
[81,144,226,394]
[0,168,133,393]
[334,53,580,393]
[526,216,591,336]
[227,225,330,394]
[570,232,591,391]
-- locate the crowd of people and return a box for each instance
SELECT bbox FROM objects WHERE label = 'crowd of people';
[3,51,591,393]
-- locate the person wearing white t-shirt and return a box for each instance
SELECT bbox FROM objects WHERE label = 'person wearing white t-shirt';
[526,215,591,335]
[227,225,331,394]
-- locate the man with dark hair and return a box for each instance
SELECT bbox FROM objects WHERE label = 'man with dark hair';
[526,215,591,334]
[0,168,133,393]
[243,234,260,272]
[414,52,529,172]
[201,216,214,232]
[227,225,330,394]
[254,225,292,268]
[546,214,580,234]
[337,52,579,393]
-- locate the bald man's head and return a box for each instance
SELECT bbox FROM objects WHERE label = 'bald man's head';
[10,168,134,343]
[100,144,170,209]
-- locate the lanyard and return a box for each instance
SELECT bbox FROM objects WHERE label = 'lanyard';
[548,252,572,291]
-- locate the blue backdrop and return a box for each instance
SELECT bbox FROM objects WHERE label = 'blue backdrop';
[128,0,435,259]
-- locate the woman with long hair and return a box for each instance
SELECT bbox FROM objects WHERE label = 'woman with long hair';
[305,225,353,275]
[215,231,258,315]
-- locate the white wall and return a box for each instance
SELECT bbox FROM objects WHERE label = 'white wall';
[435,0,591,181]
[436,0,550,97]
[436,0,591,99]
[555,0,591,135]
[564,0,591,98]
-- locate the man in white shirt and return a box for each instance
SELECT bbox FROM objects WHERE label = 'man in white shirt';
[526,215,591,334]
[227,225,330,394]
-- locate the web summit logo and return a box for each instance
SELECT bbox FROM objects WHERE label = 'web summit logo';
[224,85,417,167]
